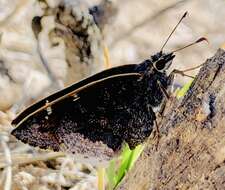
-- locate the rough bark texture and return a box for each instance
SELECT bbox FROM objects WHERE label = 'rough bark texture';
[117,49,225,190]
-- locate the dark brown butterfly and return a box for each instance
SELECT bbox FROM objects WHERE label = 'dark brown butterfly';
[11,12,206,164]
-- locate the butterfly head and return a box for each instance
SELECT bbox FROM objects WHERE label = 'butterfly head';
[151,51,175,72]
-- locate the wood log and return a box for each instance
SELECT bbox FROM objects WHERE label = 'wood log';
[117,49,225,190]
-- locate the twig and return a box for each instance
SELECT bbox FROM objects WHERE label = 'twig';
[0,133,12,190]
[37,40,63,90]
[0,152,65,169]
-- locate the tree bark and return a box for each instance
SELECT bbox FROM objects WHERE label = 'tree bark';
[117,49,225,190]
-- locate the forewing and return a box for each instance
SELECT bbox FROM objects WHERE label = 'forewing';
[11,73,155,161]
[12,64,138,126]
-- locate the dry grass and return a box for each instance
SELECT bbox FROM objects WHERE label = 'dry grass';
[0,111,98,190]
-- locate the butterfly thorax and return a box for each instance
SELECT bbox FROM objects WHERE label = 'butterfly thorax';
[135,53,173,108]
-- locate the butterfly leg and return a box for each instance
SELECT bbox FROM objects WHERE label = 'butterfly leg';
[173,62,204,74]
[156,72,174,117]
[157,80,170,100]
[171,69,195,79]
[154,119,160,150]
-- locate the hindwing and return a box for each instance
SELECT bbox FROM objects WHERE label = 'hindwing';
[11,72,156,161]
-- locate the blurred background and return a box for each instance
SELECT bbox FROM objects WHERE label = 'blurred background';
[0,0,224,189]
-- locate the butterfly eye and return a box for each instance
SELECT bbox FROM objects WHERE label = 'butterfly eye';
[154,59,166,71]
[153,53,175,71]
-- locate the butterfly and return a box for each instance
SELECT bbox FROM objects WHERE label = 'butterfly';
[11,12,206,164]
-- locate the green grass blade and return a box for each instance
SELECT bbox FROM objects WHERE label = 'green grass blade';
[176,79,193,99]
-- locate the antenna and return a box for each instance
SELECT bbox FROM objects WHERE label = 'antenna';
[160,11,188,52]
[171,37,208,53]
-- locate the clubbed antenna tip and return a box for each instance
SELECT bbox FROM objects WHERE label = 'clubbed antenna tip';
[172,37,209,53]
[160,11,189,51]
[195,37,209,44]
[182,11,188,18]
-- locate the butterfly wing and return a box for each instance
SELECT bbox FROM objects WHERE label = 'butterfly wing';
[11,71,156,162]
[12,64,138,126]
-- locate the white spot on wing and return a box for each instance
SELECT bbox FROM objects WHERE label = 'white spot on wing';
[46,106,52,115]
[72,94,80,102]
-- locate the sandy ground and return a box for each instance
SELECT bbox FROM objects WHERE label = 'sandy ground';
[0,0,224,189]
